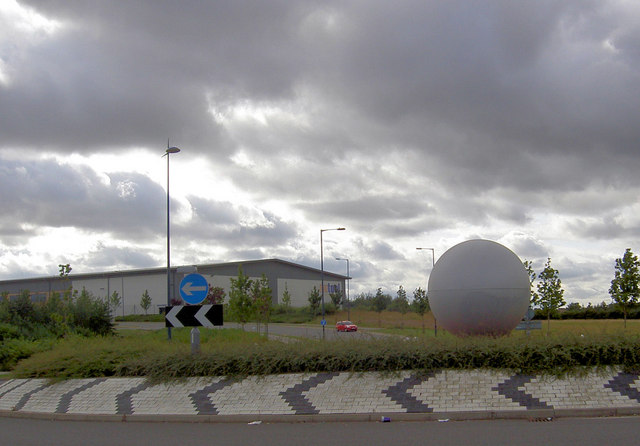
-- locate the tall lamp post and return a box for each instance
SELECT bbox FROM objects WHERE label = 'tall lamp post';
[164,141,180,340]
[335,257,350,321]
[320,227,345,339]
[416,247,436,336]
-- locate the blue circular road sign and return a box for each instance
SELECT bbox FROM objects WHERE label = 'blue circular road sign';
[179,273,209,305]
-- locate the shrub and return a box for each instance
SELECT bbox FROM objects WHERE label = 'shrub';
[14,331,640,379]
[0,287,114,341]
[0,339,53,371]
[0,323,22,341]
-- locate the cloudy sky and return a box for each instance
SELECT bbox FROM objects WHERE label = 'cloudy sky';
[1,0,639,305]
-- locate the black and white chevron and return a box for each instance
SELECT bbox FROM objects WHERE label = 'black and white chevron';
[164,304,223,328]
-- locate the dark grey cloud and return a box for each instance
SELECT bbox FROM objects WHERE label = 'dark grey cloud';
[0,158,165,239]
[79,243,158,270]
[0,258,42,279]
[177,196,299,247]
[353,238,405,262]
[508,236,549,261]
[6,0,640,194]
[566,216,640,240]
[299,195,433,223]
[4,0,321,154]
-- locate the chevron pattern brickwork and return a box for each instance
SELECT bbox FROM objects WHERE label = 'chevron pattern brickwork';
[1,369,639,416]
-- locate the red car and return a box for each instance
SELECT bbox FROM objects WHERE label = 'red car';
[336,321,358,332]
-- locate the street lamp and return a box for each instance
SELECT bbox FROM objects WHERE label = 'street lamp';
[164,141,180,340]
[320,227,345,339]
[335,257,350,321]
[416,247,436,336]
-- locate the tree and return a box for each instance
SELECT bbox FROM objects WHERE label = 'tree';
[281,282,292,311]
[412,287,429,333]
[252,274,273,336]
[58,263,72,277]
[330,291,343,310]
[372,288,389,327]
[609,248,640,328]
[228,266,253,329]
[205,285,226,305]
[523,260,539,306]
[565,302,582,312]
[396,285,409,327]
[308,286,321,315]
[58,263,73,302]
[107,291,121,319]
[535,257,565,334]
[140,290,152,315]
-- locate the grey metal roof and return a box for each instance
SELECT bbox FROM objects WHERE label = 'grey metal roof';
[0,258,350,287]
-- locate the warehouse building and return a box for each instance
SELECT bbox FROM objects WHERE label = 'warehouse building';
[0,259,348,316]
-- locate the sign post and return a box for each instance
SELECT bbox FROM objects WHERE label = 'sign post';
[191,327,201,355]
[515,307,540,335]
[176,273,210,354]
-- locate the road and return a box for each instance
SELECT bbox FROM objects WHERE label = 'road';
[116,321,392,341]
[2,416,640,446]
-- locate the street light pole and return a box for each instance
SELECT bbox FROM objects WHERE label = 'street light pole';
[416,247,436,336]
[320,227,345,340]
[335,257,350,320]
[164,141,180,340]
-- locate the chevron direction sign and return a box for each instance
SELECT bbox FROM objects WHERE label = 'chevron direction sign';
[165,304,223,328]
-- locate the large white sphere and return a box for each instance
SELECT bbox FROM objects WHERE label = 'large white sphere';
[428,239,530,336]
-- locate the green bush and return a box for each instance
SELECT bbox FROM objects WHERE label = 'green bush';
[0,323,22,341]
[124,334,640,379]
[270,306,315,323]
[14,331,640,379]
[0,288,113,340]
[0,338,53,371]
[67,289,113,336]
[11,329,265,378]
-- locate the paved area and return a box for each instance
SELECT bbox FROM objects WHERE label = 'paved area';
[115,321,393,341]
[2,368,640,421]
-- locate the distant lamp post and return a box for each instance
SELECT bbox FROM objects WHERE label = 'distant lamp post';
[416,247,436,336]
[163,141,180,340]
[320,227,345,339]
[335,257,350,321]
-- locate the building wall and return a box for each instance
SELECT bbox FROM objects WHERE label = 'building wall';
[72,273,167,316]
[0,259,347,316]
[276,278,343,307]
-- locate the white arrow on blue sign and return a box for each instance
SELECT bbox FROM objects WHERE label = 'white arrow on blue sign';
[179,273,209,305]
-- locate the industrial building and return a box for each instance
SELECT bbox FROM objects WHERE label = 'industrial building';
[0,259,348,316]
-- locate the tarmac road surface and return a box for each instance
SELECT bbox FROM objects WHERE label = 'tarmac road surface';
[116,321,394,340]
[2,416,640,446]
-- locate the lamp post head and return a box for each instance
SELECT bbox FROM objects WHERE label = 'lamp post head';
[322,227,345,232]
[166,147,180,154]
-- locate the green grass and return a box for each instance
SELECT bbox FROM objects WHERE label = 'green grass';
[9,314,640,380]
[373,318,640,338]
[10,326,640,380]
[115,314,165,322]
[10,328,266,379]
